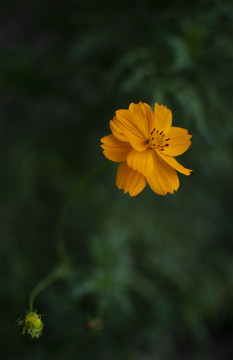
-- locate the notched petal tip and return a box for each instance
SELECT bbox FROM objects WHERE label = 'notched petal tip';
[153,103,172,135]
[101,101,192,196]
[157,150,193,176]
[116,162,147,196]
[146,151,180,195]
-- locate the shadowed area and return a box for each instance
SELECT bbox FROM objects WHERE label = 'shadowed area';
[0,0,233,359]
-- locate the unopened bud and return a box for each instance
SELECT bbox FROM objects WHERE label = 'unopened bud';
[17,311,43,339]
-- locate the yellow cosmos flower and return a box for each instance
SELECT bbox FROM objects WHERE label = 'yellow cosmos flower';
[101,102,192,196]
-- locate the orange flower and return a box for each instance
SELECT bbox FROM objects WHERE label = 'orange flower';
[101,102,192,196]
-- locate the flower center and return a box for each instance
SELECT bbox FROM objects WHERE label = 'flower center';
[147,128,170,151]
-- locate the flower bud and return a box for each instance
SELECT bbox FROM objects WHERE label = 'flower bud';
[19,311,43,339]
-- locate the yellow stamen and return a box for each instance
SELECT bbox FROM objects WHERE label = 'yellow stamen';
[148,128,170,151]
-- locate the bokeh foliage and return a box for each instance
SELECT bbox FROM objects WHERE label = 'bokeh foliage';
[1,0,233,359]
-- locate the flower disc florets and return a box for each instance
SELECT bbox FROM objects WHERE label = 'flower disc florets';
[148,127,170,150]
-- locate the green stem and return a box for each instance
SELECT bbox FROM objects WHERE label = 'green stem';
[28,161,110,311]
[56,161,110,261]
[29,268,62,312]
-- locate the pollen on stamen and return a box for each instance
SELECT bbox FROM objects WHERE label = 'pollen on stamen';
[160,131,163,135]
[165,138,170,141]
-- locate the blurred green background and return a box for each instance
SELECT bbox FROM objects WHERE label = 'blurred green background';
[1,0,233,359]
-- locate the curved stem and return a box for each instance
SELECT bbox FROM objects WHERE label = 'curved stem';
[56,161,110,260]
[28,161,110,310]
[29,268,63,312]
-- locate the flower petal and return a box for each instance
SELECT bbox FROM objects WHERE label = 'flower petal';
[127,149,154,177]
[114,109,148,151]
[116,109,148,138]
[157,150,192,175]
[129,102,153,134]
[147,151,180,195]
[116,162,147,196]
[100,134,132,162]
[110,117,129,142]
[162,127,192,156]
[153,103,172,135]
[110,118,148,151]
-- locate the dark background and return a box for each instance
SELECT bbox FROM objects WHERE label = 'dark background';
[1,0,233,359]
